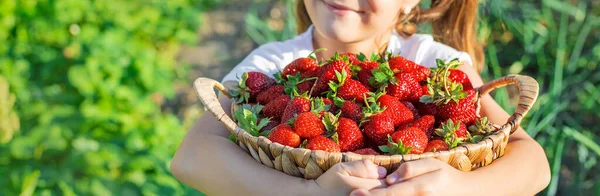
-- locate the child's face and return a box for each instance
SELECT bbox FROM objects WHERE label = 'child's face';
[304,0,420,43]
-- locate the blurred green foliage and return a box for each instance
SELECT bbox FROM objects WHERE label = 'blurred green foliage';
[0,76,20,143]
[246,0,600,195]
[0,0,215,195]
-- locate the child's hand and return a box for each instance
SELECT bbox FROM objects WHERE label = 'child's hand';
[310,160,388,195]
[350,158,470,196]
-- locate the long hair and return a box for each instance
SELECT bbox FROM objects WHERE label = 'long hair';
[295,0,484,72]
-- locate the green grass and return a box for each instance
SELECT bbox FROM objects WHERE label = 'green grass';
[245,1,600,195]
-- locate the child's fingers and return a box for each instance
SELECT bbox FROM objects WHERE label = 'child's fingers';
[354,170,443,196]
[335,160,387,179]
[386,158,444,184]
[344,177,388,191]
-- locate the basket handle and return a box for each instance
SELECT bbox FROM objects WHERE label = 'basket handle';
[193,77,239,135]
[477,74,539,134]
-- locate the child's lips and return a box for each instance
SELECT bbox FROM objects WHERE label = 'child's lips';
[323,1,363,16]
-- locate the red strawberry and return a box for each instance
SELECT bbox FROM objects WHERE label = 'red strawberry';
[337,79,369,102]
[357,61,379,91]
[435,119,468,148]
[424,139,449,152]
[389,55,418,73]
[321,97,339,114]
[364,114,395,146]
[340,101,363,123]
[378,95,414,126]
[342,52,360,65]
[417,102,437,117]
[268,124,301,147]
[436,88,477,125]
[256,85,285,105]
[402,101,420,119]
[382,127,428,154]
[448,69,473,90]
[336,118,365,152]
[421,59,477,125]
[402,115,435,137]
[386,73,421,102]
[282,57,319,80]
[232,72,275,103]
[262,95,290,120]
[306,135,340,152]
[281,97,311,124]
[353,148,380,155]
[296,80,315,95]
[412,65,431,82]
[312,56,351,96]
[293,112,326,139]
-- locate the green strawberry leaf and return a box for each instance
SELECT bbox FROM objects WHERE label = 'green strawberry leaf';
[357,52,367,62]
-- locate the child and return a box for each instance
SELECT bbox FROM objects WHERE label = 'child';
[171,0,551,195]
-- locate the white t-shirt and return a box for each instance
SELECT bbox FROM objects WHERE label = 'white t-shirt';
[222,25,473,82]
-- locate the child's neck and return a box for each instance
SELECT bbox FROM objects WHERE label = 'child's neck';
[312,30,392,60]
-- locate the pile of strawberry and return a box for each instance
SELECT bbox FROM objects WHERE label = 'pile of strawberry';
[229,51,496,155]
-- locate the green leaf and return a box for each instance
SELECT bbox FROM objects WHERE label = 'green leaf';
[21,170,40,196]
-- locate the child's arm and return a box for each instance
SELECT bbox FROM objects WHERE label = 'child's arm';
[170,93,387,195]
[351,64,551,196]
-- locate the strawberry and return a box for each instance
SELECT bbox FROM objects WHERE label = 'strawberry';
[380,127,428,154]
[357,61,379,91]
[435,119,468,148]
[417,101,437,116]
[256,85,285,105]
[282,58,319,80]
[402,115,435,137]
[282,49,323,80]
[436,88,477,125]
[338,79,370,102]
[262,95,290,120]
[329,70,369,102]
[268,124,301,147]
[306,135,340,152]
[448,69,473,90]
[364,114,395,146]
[353,148,380,155]
[388,55,418,73]
[412,65,431,82]
[312,53,351,96]
[340,101,363,123]
[402,101,420,119]
[293,112,326,139]
[356,53,381,91]
[342,52,360,65]
[281,96,311,124]
[230,72,275,103]
[336,118,365,152]
[420,59,477,125]
[378,94,414,127]
[424,139,449,152]
[386,73,421,102]
[296,80,315,95]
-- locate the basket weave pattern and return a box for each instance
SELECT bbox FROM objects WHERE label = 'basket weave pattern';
[193,75,539,179]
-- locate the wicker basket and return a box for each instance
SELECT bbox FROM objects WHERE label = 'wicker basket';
[193,74,539,179]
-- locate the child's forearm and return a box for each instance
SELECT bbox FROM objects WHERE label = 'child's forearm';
[170,114,317,195]
[468,95,551,195]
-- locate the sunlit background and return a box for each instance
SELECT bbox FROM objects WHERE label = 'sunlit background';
[0,0,598,195]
